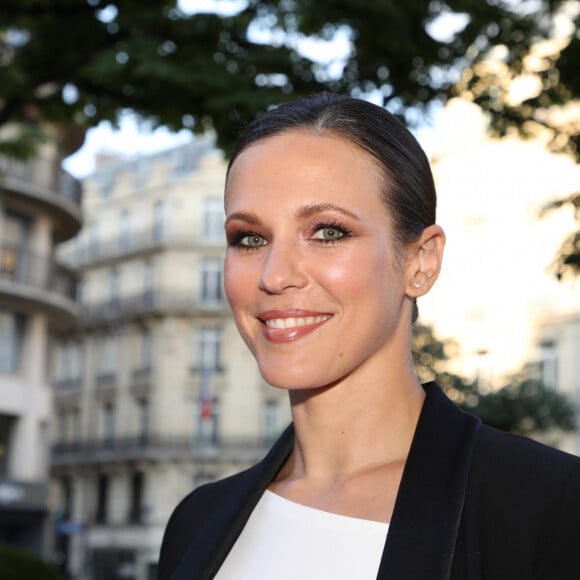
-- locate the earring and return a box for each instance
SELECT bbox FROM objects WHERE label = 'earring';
[412,281,420,289]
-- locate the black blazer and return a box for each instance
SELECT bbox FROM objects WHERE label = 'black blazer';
[159,382,580,579]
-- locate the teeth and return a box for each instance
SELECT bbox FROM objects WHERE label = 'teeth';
[265,315,331,329]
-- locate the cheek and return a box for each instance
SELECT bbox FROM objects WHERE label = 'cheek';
[224,255,254,308]
[321,246,394,293]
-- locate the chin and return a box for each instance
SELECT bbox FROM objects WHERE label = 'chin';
[258,364,336,392]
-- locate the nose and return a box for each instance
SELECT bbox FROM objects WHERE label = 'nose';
[259,243,308,294]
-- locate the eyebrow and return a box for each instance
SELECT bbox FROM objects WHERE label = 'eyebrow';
[225,203,361,227]
[224,211,261,227]
[296,203,360,221]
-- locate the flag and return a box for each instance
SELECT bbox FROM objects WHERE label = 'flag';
[199,367,213,421]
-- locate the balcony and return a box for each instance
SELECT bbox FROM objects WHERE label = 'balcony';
[130,367,153,398]
[51,434,273,467]
[80,290,229,326]
[0,154,82,241]
[61,227,224,269]
[53,377,83,395]
[0,479,49,512]
[0,243,78,328]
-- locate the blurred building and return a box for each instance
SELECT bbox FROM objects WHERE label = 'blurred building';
[420,99,580,449]
[0,148,81,556]
[535,314,580,453]
[51,136,290,580]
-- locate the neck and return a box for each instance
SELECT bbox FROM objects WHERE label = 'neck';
[282,362,425,483]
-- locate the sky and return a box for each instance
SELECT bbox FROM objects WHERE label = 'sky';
[62,115,194,177]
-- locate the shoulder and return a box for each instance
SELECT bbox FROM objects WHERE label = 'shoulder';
[471,423,580,512]
[158,467,256,579]
[467,425,580,576]
[475,423,580,484]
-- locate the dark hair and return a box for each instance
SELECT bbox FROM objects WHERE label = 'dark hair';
[227,92,437,248]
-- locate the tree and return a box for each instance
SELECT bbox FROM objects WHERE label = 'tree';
[541,189,580,280]
[472,371,576,435]
[1,1,577,152]
[1,1,578,270]
[0,546,64,580]
[0,0,323,158]
[412,324,576,435]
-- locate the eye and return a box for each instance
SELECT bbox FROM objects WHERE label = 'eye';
[239,234,267,248]
[312,226,346,241]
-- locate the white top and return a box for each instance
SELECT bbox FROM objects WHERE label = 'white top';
[214,490,389,580]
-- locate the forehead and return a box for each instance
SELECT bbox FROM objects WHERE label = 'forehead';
[225,130,386,211]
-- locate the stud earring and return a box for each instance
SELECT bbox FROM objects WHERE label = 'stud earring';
[412,281,420,289]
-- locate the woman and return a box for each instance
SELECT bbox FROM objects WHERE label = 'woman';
[159,93,580,579]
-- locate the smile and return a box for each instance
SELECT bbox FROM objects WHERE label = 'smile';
[264,315,332,329]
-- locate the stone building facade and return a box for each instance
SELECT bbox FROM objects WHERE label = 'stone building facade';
[0,146,81,557]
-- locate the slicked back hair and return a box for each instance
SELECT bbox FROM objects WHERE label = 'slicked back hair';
[227,92,437,249]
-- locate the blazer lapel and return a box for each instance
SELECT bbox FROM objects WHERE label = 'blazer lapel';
[171,383,480,580]
[377,382,481,580]
[171,426,294,580]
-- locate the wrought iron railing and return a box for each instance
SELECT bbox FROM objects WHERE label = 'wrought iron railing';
[0,241,77,299]
[51,433,275,466]
[80,289,228,324]
[61,227,224,267]
[0,153,82,204]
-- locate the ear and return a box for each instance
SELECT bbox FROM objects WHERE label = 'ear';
[405,224,445,298]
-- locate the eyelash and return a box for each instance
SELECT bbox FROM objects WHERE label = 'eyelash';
[227,230,265,251]
[310,221,352,244]
[227,221,352,251]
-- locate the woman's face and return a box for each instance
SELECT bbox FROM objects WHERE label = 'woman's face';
[224,130,412,390]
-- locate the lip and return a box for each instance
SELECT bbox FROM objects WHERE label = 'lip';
[257,309,333,343]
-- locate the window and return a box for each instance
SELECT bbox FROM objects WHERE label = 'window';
[89,221,99,258]
[172,147,197,176]
[2,210,32,283]
[0,414,16,478]
[139,328,152,370]
[540,341,558,389]
[4,209,32,245]
[74,235,83,263]
[71,407,81,441]
[99,170,115,200]
[196,327,222,371]
[119,210,131,252]
[109,268,120,310]
[202,198,224,241]
[61,476,73,520]
[0,309,25,373]
[153,201,165,242]
[55,341,84,385]
[56,410,66,444]
[70,342,83,379]
[143,259,154,306]
[197,397,220,445]
[76,278,85,305]
[58,409,76,444]
[132,328,152,386]
[95,474,109,523]
[0,245,17,280]
[128,471,145,523]
[201,258,223,304]
[138,399,149,445]
[134,158,149,190]
[98,334,117,376]
[102,403,115,446]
